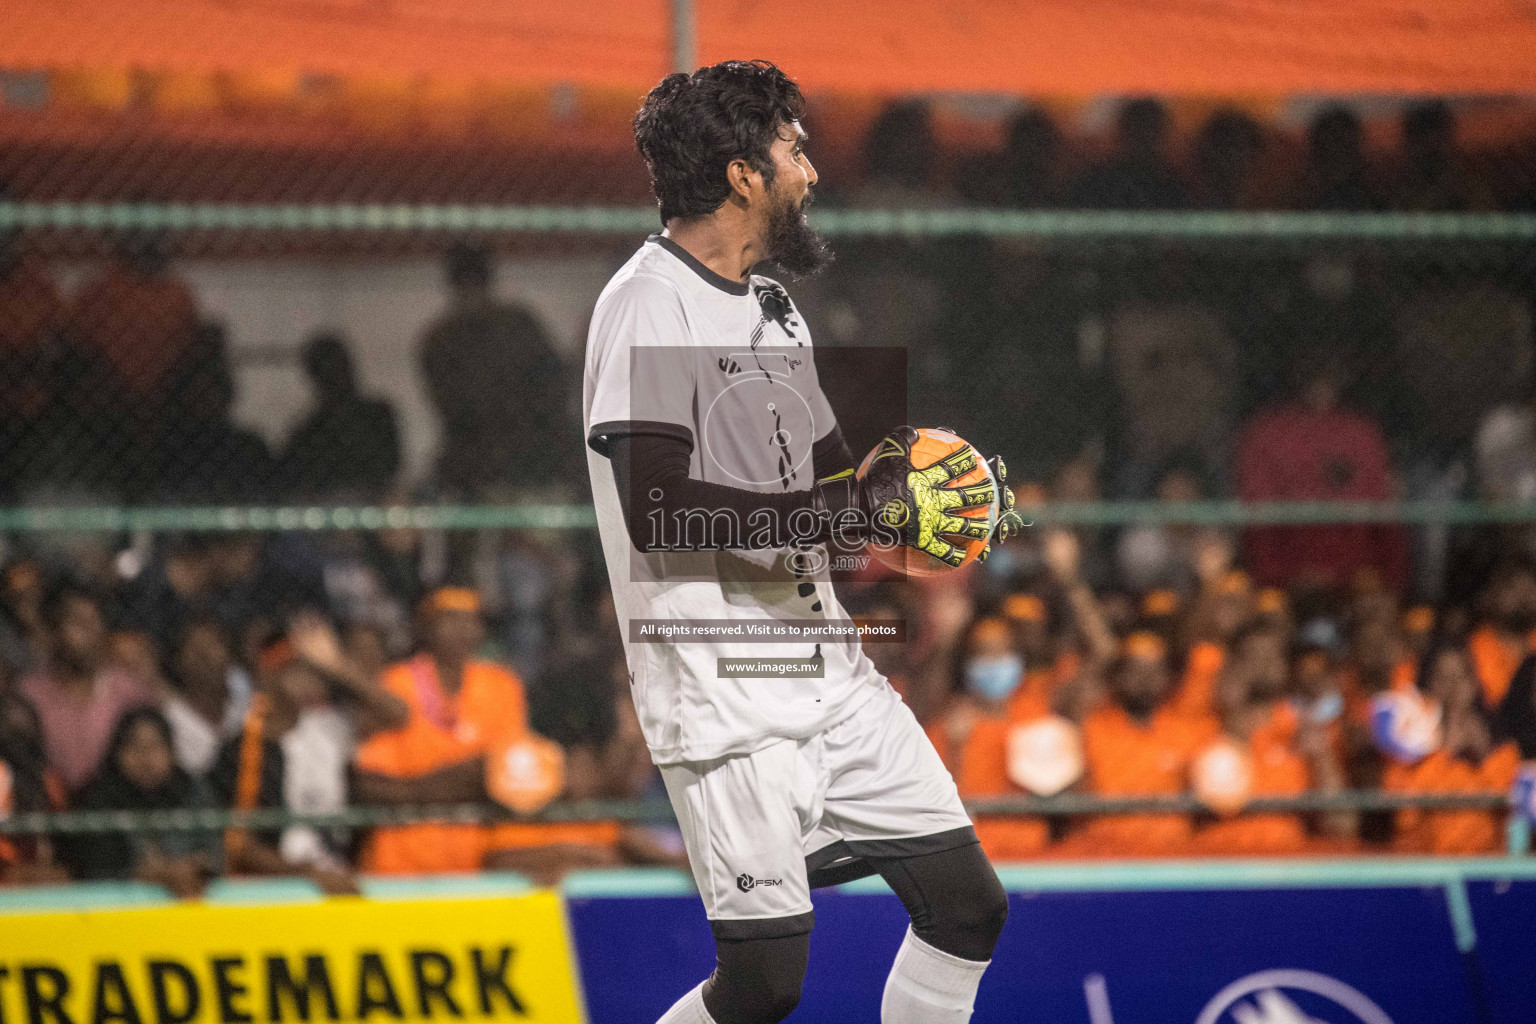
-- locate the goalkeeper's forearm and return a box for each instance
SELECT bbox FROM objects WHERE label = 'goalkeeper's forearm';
[608,429,853,552]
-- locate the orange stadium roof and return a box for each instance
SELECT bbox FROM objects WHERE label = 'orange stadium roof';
[3,0,1535,96]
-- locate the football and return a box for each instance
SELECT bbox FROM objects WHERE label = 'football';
[857,427,999,577]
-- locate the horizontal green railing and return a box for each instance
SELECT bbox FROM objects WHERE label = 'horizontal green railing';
[4,859,1536,916]
[0,790,1511,837]
[0,504,598,533]
[3,203,1536,240]
[4,500,1536,533]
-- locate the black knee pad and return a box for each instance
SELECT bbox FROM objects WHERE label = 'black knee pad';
[701,931,810,1024]
[876,840,1010,962]
[936,861,1009,957]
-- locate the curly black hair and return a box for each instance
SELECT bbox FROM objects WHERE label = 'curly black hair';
[633,60,806,225]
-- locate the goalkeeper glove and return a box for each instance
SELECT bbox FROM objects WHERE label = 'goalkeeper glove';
[815,426,1024,567]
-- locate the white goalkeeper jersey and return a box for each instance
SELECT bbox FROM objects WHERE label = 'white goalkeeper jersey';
[583,235,886,764]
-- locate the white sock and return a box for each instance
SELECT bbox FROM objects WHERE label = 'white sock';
[656,982,717,1024]
[881,927,990,1024]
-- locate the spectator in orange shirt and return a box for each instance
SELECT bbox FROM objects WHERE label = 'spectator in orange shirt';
[353,588,627,881]
[1061,632,1219,856]
[1000,591,1087,714]
[1387,644,1520,854]
[1170,534,1254,719]
[927,617,1052,858]
[1196,625,1352,854]
[1025,529,1119,724]
[71,227,197,402]
[1468,559,1536,707]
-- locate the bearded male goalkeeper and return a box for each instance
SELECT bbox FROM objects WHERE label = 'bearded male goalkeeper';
[582,61,1021,1024]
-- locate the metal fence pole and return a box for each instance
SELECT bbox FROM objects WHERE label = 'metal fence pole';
[672,0,696,73]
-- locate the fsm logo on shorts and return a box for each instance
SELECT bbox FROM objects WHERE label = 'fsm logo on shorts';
[736,874,783,893]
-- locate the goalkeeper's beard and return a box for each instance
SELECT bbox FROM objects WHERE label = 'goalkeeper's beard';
[765,188,832,280]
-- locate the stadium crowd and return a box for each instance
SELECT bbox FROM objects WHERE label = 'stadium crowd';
[3,507,1536,895]
[0,97,1534,895]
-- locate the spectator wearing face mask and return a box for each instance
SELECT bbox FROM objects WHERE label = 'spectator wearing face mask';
[1290,633,1348,757]
[1387,644,1519,854]
[59,707,220,897]
[1194,625,1352,855]
[998,595,1072,699]
[1468,560,1536,707]
[927,617,1053,859]
[1059,632,1218,856]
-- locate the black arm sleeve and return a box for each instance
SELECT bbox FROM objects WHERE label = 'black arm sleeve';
[812,424,857,482]
[608,433,819,552]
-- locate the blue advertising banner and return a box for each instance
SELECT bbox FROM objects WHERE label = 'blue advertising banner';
[566,893,715,1024]
[568,884,1477,1024]
[1467,878,1536,1024]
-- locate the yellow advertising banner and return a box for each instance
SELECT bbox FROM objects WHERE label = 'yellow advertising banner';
[0,891,586,1024]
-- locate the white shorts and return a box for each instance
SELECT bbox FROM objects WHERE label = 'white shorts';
[658,684,976,939]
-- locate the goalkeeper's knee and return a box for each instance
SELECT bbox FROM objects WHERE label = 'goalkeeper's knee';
[701,932,810,1024]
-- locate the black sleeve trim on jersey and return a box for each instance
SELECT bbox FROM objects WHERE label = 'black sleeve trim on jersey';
[608,432,815,552]
[812,424,857,483]
[587,418,694,458]
[710,910,816,941]
[838,825,980,861]
[648,234,750,296]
